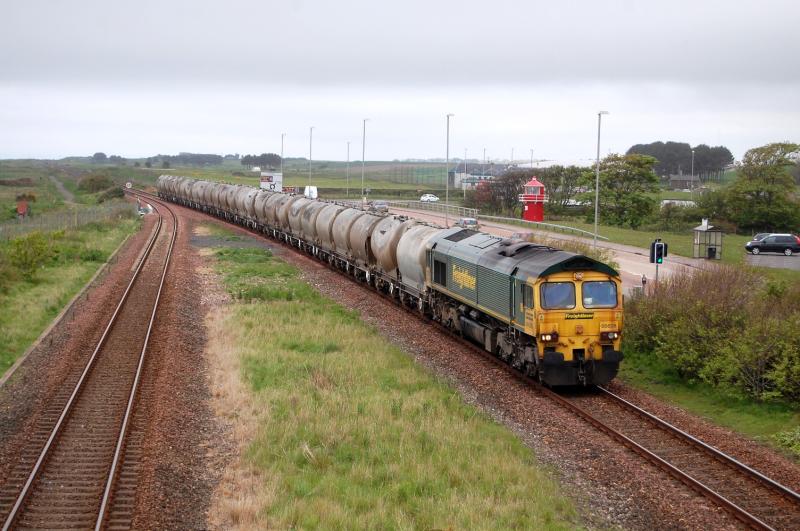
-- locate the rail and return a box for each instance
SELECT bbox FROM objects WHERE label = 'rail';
[162,186,798,529]
[476,214,610,240]
[1,196,175,530]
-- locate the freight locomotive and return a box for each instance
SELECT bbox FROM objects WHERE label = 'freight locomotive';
[156,176,624,386]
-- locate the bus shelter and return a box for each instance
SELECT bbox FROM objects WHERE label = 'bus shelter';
[693,219,723,260]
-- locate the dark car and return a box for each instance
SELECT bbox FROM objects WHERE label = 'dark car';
[745,233,800,256]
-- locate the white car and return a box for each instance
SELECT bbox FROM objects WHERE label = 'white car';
[420,194,439,202]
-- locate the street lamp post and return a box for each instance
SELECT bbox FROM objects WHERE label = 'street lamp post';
[361,118,368,198]
[483,148,486,178]
[445,113,454,227]
[530,148,534,169]
[346,141,351,198]
[308,126,314,188]
[593,111,609,250]
[691,148,696,201]
[463,148,467,200]
[280,133,285,177]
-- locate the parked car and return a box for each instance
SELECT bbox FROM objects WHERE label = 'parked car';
[454,217,480,229]
[369,200,389,213]
[420,194,439,202]
[745,233,800,255]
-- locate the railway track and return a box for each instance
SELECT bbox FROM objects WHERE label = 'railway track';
[158,192,800,530]
[0,194,176,530]
[561,387,800,531]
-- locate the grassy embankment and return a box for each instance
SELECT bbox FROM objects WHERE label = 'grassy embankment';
[212,245,577,528]
[0,218,140,374]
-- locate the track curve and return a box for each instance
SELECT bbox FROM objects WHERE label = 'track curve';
[0,194,177,530]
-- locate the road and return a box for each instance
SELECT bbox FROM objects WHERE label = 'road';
[388,207,698,293]
[48,175,75,203]
[745,253,800,271]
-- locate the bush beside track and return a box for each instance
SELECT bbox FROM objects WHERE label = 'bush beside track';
[624,265,800,455]
[0,218,139,373]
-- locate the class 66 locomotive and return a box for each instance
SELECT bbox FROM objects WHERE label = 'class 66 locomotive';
[426,229,623,386]
[156,175,623,387]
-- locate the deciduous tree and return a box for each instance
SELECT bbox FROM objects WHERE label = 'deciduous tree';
[582,153,659,229]
[725,142,800,231]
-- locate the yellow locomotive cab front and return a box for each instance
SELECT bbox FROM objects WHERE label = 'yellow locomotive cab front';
[528,271,623,386]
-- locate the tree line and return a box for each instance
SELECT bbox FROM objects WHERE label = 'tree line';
[626,141,733,180]
[241,153,282,169]
[464,141,800,234]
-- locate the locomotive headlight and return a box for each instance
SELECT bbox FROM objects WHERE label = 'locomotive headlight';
[601,332,619,341]
[540,333,558,342]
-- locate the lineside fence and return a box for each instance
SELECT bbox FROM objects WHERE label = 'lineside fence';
[0,202,137,241]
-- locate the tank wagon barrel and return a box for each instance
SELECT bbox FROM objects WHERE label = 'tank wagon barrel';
[156,177,624,386]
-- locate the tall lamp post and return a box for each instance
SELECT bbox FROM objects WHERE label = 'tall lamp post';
[346,141,351,198]
[530,148,534,169]
[445,113,454,227]
[593,111,609,250]
[308,126,314,188]
[463,148,468,200]
[280,132,286,177]
[691,148,696,201]
[361,118,369,198]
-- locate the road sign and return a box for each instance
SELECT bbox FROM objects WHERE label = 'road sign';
[125,182,132,189]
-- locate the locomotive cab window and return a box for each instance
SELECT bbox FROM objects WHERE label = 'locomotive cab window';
[540,282,575,310]
[522,284,534,308]
[433,259,447,286]
[582,281,617,308]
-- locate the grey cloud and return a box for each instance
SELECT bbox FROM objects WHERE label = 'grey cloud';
[1,0,799,85]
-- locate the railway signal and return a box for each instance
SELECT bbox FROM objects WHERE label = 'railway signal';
[649,239,668,281]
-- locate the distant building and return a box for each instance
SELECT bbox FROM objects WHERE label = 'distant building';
[668,173,701,190]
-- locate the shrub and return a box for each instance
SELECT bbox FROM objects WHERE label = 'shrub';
[8,231,52,280]
[97,186,124,203]
[80,248,106,262]
[0,249,17,293]
[626,265,800,401]
[78,174,113,193]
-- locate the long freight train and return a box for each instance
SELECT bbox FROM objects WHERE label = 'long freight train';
[156,176,624,386]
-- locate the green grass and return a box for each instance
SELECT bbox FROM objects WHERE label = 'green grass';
[620,350,800,458]
[214,246,579,529]
[0,219,140,374]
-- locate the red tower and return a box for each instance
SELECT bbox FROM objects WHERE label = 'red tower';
[519,177,546,222]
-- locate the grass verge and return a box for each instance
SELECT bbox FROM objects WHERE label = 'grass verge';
[213,246,578,529]
[0,218,140,373]
[620,351,800,458]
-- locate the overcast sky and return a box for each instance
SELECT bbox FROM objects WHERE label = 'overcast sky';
[1,0,798,163]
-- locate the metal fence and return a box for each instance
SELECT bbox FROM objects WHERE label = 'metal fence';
[476,214,610,241]
[385,200,478,219]
[0,202,137,241]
